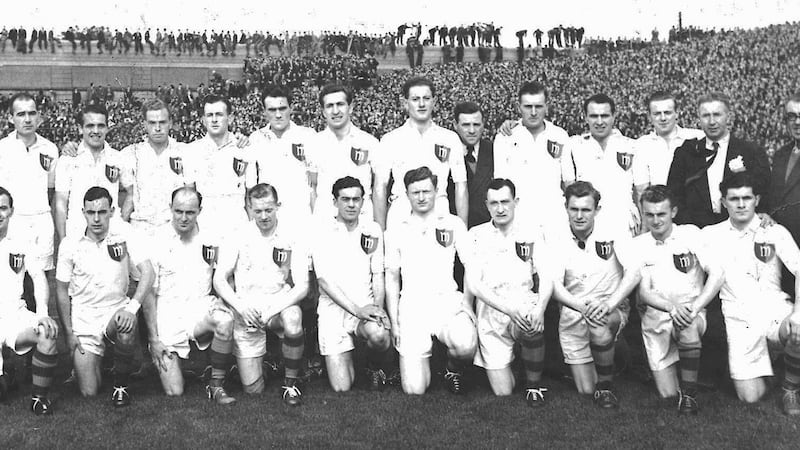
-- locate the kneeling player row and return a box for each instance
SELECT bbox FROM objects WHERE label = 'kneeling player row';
[1,167,798,417]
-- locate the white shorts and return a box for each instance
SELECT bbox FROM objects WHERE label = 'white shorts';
[232,291,292,359]
[10,212,55,271]
[474,291,540,370]
[0,305,38,356]
[318,301,363,357]
[158,295,229,359]
[559,301,629,365]
[724,300,791,380]
[396,290,474,358]
[72,300,128,357]
[641,306,706,372]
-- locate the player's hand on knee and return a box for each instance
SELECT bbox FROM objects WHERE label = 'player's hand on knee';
[36,316,59,339]
[241,306,262,328]
[114,309,136,334]
[510,308,533,334]
[67,333,85,355]
[149,340,172,372]
[528,309,545,334]
[670,304,693,330]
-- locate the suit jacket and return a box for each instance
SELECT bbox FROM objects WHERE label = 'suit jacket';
[448,138,494,228]
[667,136,770,228]
[768,141,800,244]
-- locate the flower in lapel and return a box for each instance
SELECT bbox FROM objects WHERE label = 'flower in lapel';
[728,155,746,173]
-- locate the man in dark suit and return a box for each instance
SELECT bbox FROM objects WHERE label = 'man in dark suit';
[668,92,771,228]
[770,93,800,245]
[447,101,493,229]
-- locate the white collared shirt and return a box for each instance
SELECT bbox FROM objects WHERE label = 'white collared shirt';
[633,126,704,186]
[0,131,58,216]
[183,133,256,198]
[706,133,730,213]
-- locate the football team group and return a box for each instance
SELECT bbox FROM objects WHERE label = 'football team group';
[1,76,799,419]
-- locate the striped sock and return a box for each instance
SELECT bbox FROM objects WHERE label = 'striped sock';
[678,346,701,392]
[784,344,800,391]
[520,332,545,387]
[31,350,57,397]
[282,332,305,379]
[590,340,615,384]
[209,335,234,386]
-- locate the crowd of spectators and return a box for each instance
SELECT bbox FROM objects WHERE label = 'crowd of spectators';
[1,21,797,159]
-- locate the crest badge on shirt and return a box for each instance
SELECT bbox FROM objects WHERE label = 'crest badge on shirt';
[39,153,54,171]
[673,252,695,273]
[546,140,563,159]
[351,147,369,166]
[595,241,615,260]
[107,241,128,262]
[169,156,183,175]
[435,228,454,248]
[360,234,378,255]
[434,144,450,163]
[515,241,534,262]
[273,247,292,267]
[616,152,634,171]
[232,158,248,177]
[291,143,306,162]
[202,245,218,267]
[754,242,775,263]
[105,164,121,183]
[8,253,25,274]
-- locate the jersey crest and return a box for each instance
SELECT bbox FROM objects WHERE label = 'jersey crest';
[232,157,248,177]
[546,140,563,159]
[673,252,695,273]
[434,144,450,163]
[107,241,128,262]
[754,242,775,263]
[360,233,378,255]
[435,228,454,247]
[515,241,534,262]
[105,164,121,183]
[616,152,634,171]
[8,253,25,274]
[595,240,615,260]
[169,156,183,175]
[351,147,369,166]
[291,143,306,162]
[273,247,292,267]
[39,153,54,171]
[202,245,218,267]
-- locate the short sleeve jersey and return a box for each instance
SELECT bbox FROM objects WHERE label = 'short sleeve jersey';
[226,221,308,298]
[468,221,545,294]
[0,132,58,215]
[493,121,569,206]
[313,125,380,204]
[313,217,384,308]
[150,223,221,305]
[249,124,317,216]
[54,143,123,225]
[703,219,800,316]
[56,223,146,314]
[119,139,187,224]
[633,127,704,187]
[631,224,716,302]
[183,134,256,198]
[384,212,470,296]
[377,120,467,200]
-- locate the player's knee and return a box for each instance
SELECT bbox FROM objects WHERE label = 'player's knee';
[213,310,234,338]
[116,330,136,346]
[588,326,613,346]
[281,307,303,336]
[402,380,427,395]
[737,390,763,404]
[36,333,57,353]
[364,323,391,351]
[242,375,265,394]
[164,383,184,396]
[80,385,99,397]
[330,377,353,393]
[576,382,595,395]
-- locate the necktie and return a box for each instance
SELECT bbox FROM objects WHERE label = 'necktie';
[465,145,476,164]
[705,141,719,162]
[787,146,800,182]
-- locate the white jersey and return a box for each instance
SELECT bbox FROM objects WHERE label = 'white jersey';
[54,142,123,237]
[703,218,800,319]
[56,223,146,317]
[249,124,317,225]
[0,131,58,216]
[562,130,638,235]
[313,124,380,221]
[633,126,704,187]
[150,223,220,305]
[313,216,383,310]
[0,234,39,312]
[468,220,545,296]
[119,138,187,227]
